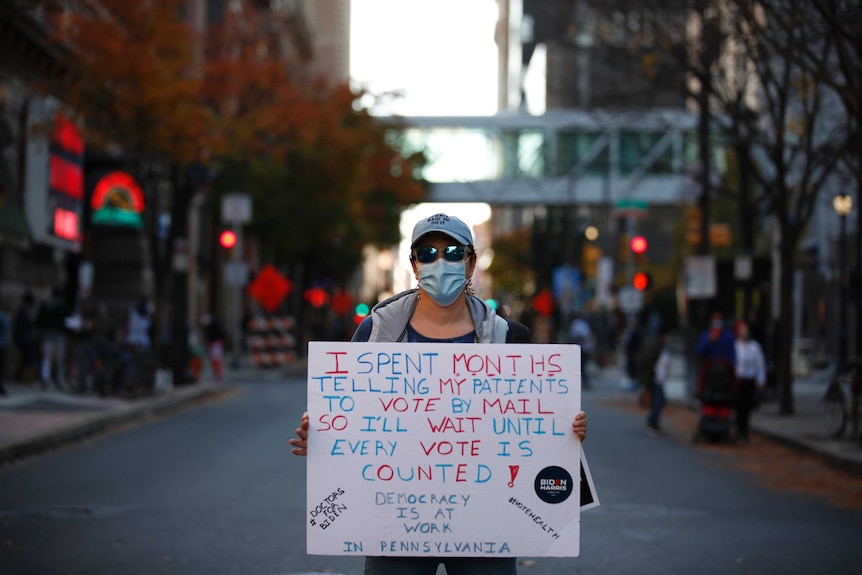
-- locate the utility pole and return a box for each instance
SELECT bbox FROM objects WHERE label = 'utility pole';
[693,0,715,339]
[696,0,714,262]
[170,165,191,386]
[221,193,252,369]
[684,0,718,397]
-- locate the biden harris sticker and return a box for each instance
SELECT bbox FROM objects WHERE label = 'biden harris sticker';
[534,466,574,504]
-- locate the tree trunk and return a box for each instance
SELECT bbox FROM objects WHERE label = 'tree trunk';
[777,223,796,415]
[170,165,191,385]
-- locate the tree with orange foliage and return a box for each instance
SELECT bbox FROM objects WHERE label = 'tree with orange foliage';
[54,0,208,381]
[57,1,426,349]
[201,13,427,284]
[56,0,207,165]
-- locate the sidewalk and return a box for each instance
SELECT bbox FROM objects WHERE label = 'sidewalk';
[0,357,309,465]
[0,378,228,465]
[591,358,862,477]
[2,356,861,476]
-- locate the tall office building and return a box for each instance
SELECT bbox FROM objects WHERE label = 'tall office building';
[496,0,689,113]
[302,0,351,85]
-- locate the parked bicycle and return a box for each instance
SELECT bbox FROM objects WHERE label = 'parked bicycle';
[821,362,860,440]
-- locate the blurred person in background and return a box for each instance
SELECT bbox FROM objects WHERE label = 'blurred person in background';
[639,324,672,436]
[568,311,595,389]
[72,297,113,395]
[124,296,152,351]
[734,321,766,443]
[622,313,644,394]
[202,313,227,382]
[696,312,736,364]
[37,287,70,390]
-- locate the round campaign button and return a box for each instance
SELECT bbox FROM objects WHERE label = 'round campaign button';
[534,466,574,504]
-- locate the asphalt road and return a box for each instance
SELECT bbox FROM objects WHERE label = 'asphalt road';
[1,372,860,575]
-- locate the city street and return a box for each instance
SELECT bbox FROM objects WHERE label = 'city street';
[1,369,861,575]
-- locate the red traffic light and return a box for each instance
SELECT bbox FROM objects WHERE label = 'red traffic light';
[219,230,237,249]
[304,287,328,308]
[630,235,648,254]
[633,271,650,291]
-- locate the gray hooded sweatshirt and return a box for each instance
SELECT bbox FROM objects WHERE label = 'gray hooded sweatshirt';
[354,289,510,343]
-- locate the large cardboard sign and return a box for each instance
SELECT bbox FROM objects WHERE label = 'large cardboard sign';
[306,342,582,557]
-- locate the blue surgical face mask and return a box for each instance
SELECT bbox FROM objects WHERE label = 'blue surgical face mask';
[417,259,467,307]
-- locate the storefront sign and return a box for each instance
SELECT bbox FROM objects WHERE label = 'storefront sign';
[25,98,85,250]
[90,171,144,228]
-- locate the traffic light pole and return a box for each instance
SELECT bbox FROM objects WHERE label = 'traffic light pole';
[231,225,243,369]
[220,193,252,370]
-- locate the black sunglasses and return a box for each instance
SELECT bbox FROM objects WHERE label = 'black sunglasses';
[413,245,468,264]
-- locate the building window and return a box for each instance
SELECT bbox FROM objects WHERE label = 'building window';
[556,132,609,176]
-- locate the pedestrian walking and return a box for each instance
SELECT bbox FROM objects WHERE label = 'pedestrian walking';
[124,297,152,351]
[622,314,644,392]
[202,313,226,382]
[568,311,594,389]
[696,312,736,364]
[639,325,672,436]
[695,311,737,394]
[734,321,766,443]
[36,287,70,390]
[289,212,588,575]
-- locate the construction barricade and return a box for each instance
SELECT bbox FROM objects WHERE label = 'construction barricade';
[246,315,298,367]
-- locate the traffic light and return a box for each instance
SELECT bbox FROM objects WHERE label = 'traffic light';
[686,207,703,245]
[633,271,651,291]
[630,235,647,254]
[219,229,237,249]
[630,235,647,265]
[354,302,370,325]
[304,287,328,308]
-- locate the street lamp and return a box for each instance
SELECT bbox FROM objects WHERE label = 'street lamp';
[833,193,853,371]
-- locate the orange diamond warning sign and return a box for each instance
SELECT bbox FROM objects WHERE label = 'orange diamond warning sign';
[247,264,292,312]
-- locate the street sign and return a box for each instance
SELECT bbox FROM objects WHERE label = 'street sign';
[685,255,717,299]
[615,198,648,220]
[618,286,643,314]
[734,255,752,281]
[172,238,189,271]
[221,193,252,224]
[247,264,293,312]
[224,261,248,286]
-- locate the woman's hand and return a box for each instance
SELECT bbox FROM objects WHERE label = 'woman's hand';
[572,411,587,441]
[289,411,309,456]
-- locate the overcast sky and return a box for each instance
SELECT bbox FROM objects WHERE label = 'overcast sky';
[350,1,498,285]
[350,0,499,117]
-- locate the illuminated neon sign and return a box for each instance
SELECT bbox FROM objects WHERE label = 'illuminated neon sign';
[90,171,145,228]
[48,113,84,244]
[54,207,79,241]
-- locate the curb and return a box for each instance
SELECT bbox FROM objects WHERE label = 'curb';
[678,395,862,477]
[0,384,232,465]
[749,425,862,477]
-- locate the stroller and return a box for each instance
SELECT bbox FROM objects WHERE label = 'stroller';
[693,357,738,443]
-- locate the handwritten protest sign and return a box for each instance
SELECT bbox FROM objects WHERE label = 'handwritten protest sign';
[305,342,582,557]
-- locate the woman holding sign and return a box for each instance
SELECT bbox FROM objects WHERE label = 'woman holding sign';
[291,213,588,575]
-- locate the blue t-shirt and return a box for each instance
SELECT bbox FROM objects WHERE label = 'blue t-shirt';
[353,317,475,343]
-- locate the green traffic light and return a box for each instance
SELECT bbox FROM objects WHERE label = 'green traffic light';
[355,303,370,316]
